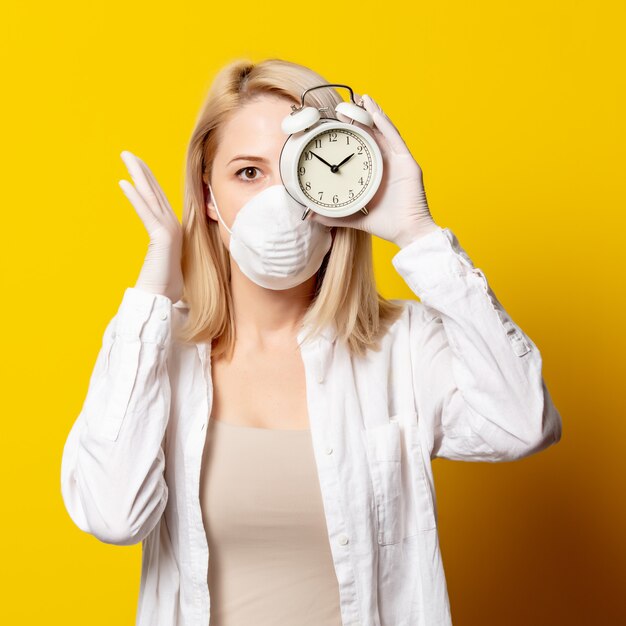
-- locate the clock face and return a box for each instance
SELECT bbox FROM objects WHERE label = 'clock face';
[296,127,376,209]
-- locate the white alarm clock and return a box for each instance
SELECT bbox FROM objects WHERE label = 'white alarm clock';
[279,84,384,220]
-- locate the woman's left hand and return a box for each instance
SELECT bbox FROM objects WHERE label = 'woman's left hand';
[310,93,441,248]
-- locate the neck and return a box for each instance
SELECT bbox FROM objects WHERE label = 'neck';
[229,260,318,349]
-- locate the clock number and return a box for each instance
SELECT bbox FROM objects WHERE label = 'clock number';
[314,139,322,149]
[318,191,323,201]
[329,132,337,142]
[358,177,364,185]
[305,182,311,191]
[363,161,369,170]
[299,166,306,176]
[346,135,350,145]
[305,151,313,160]
[357,145,363,155]
[332,194,339,204]
[348,189,354,199]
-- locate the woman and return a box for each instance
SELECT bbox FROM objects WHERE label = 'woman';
[60,58,562,626]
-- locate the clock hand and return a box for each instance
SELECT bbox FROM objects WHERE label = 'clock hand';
[335,153,355,169]
[310,151,335,170]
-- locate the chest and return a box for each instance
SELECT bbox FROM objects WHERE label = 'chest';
[209,341,309,430]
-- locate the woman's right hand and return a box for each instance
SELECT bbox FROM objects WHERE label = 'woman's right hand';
[118,151,184,303]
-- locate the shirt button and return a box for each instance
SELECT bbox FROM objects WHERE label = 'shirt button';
[325,446,333,455]
[338,534,349,546]
[159,311,168,321]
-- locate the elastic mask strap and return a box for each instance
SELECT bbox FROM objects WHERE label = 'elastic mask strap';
[208,183,232,235]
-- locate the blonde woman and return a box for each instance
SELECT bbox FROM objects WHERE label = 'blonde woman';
[61,58,562,626]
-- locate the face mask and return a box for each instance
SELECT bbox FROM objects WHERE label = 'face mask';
[207,183,333,291]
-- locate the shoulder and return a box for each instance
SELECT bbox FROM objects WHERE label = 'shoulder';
[387,298,437,332]
[172,299,189,321]
[381,298,443,356]
[171,300,189,330]
[169,300,195,355]
[173,298,189,310]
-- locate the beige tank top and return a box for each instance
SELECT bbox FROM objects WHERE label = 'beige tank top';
[200,418,343,626]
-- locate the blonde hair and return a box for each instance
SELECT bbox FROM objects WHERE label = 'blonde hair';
[176,57,404,359]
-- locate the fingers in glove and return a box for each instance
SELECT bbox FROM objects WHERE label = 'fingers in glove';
[118,175,163,235]
[336,92,391,159]
[120,151,164,212]
[132,154,176,222]
[361,94,411,156]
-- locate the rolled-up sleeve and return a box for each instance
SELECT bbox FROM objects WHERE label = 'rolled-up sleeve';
[60,287,173,544]
[392,227,563,462]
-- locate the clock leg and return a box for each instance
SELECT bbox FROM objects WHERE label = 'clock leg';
[360,206,369,215]
[301,207,312,220]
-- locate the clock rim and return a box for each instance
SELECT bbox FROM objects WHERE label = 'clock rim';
[279,118,383,218]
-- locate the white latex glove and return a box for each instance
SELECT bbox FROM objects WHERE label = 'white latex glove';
[118,151,184,303]
[313,93,440,248]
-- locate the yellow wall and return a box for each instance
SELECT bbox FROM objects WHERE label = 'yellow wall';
[2,1,623,624]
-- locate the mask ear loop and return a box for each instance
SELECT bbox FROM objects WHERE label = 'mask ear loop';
[208,183,232,235]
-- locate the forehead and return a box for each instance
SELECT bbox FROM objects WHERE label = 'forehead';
[217,95,297,158]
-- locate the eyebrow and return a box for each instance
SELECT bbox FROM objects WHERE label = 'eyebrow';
[227,155,271,166]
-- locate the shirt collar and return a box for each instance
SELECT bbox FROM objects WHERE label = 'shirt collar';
[297,318,338,347]
[174,299,337,343]
[179,300,337,384]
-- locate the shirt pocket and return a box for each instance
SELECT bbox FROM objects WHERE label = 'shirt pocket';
[364,414,437,546]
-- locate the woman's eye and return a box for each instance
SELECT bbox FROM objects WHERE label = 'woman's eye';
[235,166,262,182]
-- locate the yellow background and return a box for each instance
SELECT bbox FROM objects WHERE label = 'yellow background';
[2,1,624,624]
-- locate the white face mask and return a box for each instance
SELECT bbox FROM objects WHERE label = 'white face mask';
[208,183,333,291]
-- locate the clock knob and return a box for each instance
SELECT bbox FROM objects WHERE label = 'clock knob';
[335,101,374,127]
[281,106,321,135]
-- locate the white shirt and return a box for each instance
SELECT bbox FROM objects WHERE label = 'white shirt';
[60,226,562,626]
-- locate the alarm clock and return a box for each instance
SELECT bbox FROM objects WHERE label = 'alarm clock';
[279,83,384,220]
